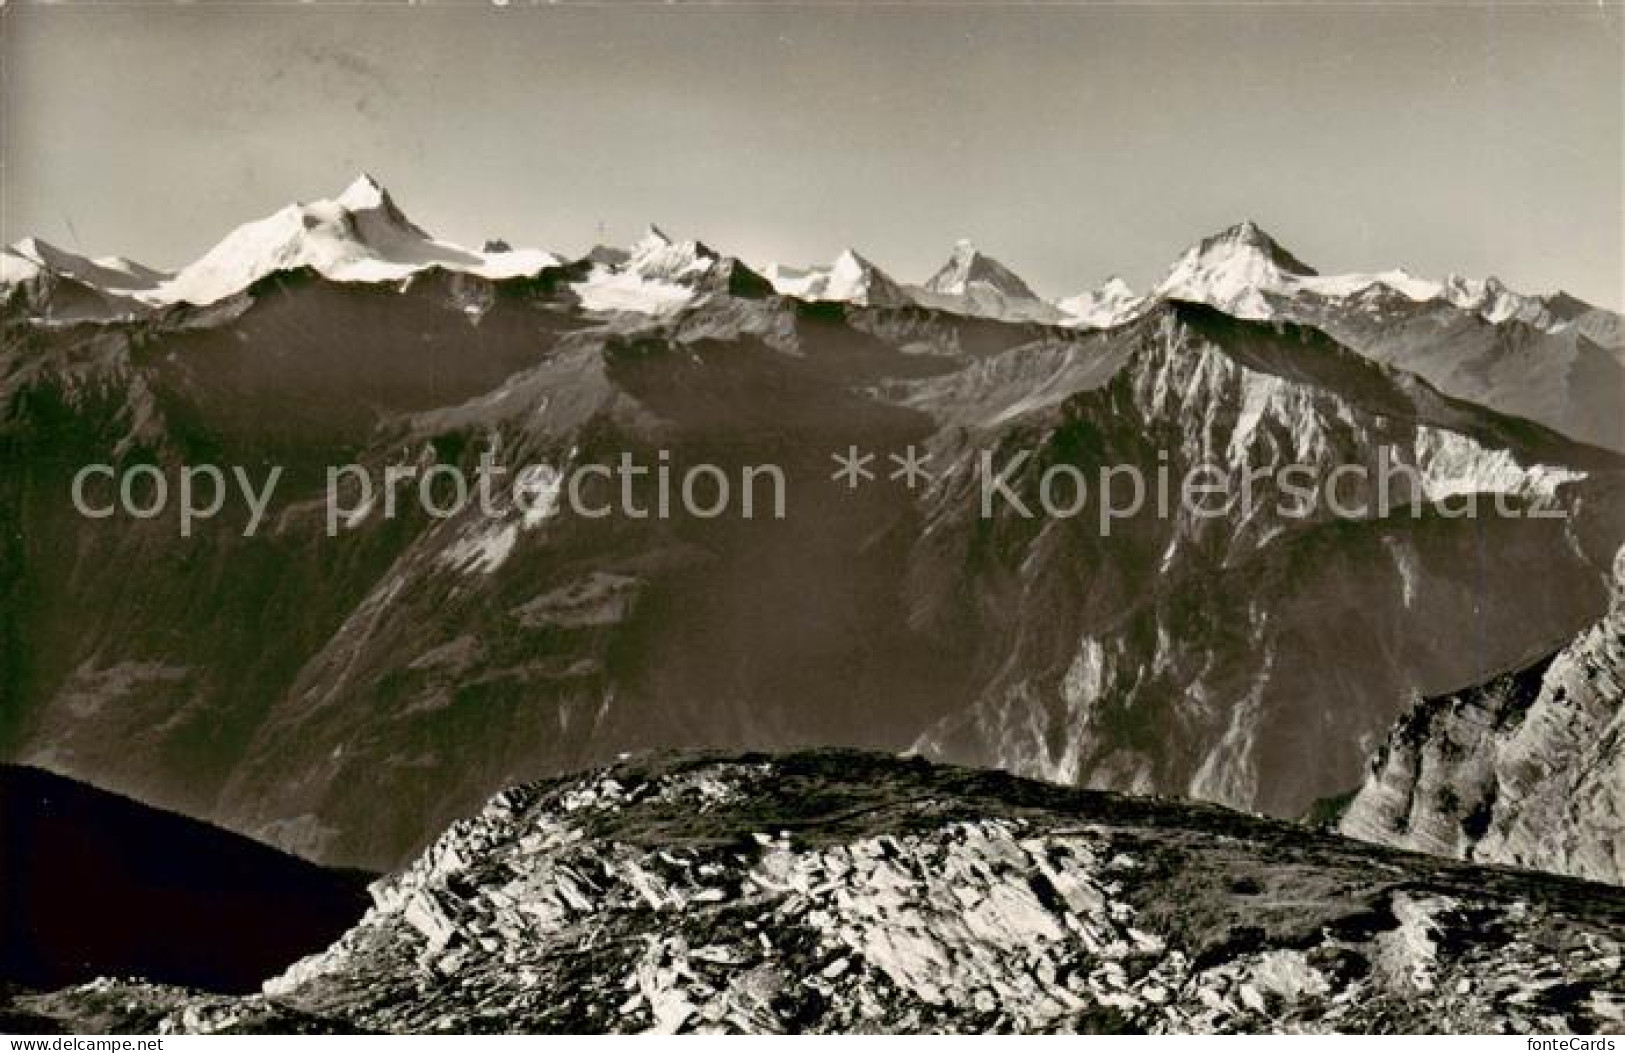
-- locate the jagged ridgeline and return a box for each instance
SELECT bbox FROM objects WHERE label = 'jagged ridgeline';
[8,754,1625,1034]
[2,177,1623,877]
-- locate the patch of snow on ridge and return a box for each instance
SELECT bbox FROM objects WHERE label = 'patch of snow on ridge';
[761,262,822,300]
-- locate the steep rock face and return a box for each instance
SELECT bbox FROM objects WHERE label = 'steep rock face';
[11,753,1625,1034]
[901,304,1624,820]
[1339,548,1625,885]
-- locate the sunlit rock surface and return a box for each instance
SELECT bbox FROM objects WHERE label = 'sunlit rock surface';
[11,753,1623,1034]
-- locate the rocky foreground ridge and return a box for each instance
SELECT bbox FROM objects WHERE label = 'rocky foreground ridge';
[10,752,1624,1034]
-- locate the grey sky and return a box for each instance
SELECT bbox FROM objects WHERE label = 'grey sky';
[3,2,1620,306]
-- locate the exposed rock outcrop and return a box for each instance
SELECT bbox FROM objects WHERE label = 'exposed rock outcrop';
[12,753,1624,1034]
[1339,548,1625,885]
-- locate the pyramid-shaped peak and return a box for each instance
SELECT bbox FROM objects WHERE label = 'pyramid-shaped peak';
[925,240,1037,299]
[1191,220,1317,276]
[629,224,721,262]
[1539,290,1595,321]
[584,244,631,267]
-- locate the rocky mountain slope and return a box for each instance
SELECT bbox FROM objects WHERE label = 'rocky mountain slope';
[899,302,1623,823]
[1338,546,1625,886]
[8,752,1625,1034]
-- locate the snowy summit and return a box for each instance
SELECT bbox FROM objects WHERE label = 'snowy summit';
[154,174,563,307]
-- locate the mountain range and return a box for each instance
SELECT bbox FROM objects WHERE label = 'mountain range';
[2,177,1622,887]
[7,175,1620,449]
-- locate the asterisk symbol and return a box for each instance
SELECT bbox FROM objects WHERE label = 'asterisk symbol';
[888,446,934,489]
[831,446,875,489]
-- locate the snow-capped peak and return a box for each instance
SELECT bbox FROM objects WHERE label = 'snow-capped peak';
[1153,220,1321,319]
[1204,220,1316,275]
[1057,276,1146,329]
[151,176,562,306]
[924,239,1039,301]
[763,248,910,307]
[632,224,674,254]
[570,225,768,317]
[623,226,717,284]
[1440,273,1568,328]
